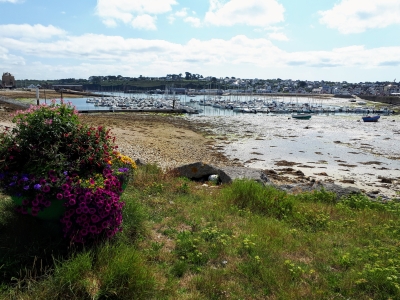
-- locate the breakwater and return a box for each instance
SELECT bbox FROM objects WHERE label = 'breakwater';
[358,95,400,105]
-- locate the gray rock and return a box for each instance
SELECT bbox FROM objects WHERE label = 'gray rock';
[273,181,362,200]
[173,162,270,184]
[318,182,362,199]
[173,162,221,180]
[217,166,270,184]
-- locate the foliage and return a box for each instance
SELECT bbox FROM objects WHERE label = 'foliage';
[0,101,136,244]
[1,163,400,299]
[221,179,293,219]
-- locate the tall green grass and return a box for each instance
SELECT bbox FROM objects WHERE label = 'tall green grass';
[1,166,399,299]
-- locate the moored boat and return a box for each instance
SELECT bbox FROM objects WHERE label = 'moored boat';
[362,115,380,122]
[292,113,312,120]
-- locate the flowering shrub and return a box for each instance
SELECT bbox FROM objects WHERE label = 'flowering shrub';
[0,101,136,243]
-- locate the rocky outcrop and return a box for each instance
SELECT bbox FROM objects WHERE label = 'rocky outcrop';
[172,162,270,184]
[217,166,270,184]
[173,162,373,201]
[277,181,362,200]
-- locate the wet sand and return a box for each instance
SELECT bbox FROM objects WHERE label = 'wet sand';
[189,112,400,198]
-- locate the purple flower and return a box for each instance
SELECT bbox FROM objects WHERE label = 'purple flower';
[22,199,30,206]
[89,226,97,234]
[63,171,68,176]
[62,183,70,191]
[69,199,76,206]
[102,221,109,229]
[21,176,29,182]
[56,193,63,200]
[23,185,30,190]
[34,183,41,190]
[42,185,51,193]
[9,182,16,187]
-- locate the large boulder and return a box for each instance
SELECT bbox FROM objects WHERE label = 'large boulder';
[173,162,270,184]
[173,162,220,181]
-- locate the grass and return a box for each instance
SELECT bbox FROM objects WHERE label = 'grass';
[1,164,399,299]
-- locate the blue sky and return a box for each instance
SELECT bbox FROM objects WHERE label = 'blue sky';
[1,0,399,82]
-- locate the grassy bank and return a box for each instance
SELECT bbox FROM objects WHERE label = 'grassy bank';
[1,164,399,299]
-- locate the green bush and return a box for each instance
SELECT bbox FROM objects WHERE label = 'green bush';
[221,179,293,219]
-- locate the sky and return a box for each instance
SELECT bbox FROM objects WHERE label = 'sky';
[0,0,399,82]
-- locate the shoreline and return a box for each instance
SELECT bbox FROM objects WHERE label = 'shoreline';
[0,99,399,200]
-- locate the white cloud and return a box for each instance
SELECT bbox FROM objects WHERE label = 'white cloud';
[95,0,177,29]
[131,15,157,30]
[2,26,400,80]
[168,8,202,27]
[184,17,202,28]
[268,32,288,41]
[205,0,285,27]
[0,24,66,40]
[175,8,188,18]
[3,31,399,69]
[319,0,400,34]
[0,46,25,66]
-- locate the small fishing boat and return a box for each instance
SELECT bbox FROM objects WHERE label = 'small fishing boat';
[362,115,380,122]
[292,113,312,120]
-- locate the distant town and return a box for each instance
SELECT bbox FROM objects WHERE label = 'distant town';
[1,71,399,97]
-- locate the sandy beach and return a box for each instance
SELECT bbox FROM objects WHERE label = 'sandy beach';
[0,97,399,199]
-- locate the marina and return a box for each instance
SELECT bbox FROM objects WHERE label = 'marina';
[40,92,396,117]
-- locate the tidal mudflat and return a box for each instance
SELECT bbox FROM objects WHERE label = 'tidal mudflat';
[191,112,400,198]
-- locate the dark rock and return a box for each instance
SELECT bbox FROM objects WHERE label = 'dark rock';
[135,158,146,166]
[378,176,393,183]
[341,179,355,184]
[173,162,270,184]
[173,162,221,181]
